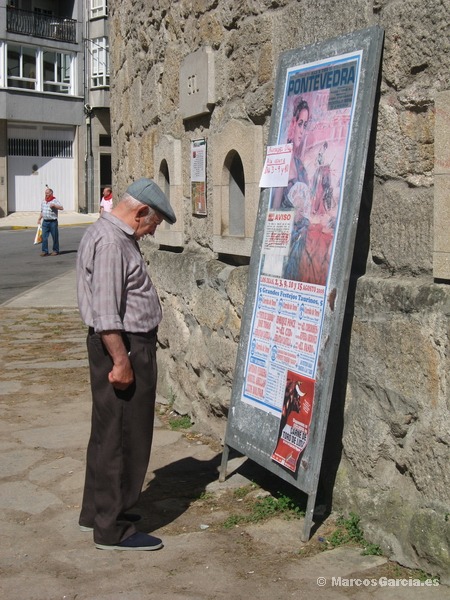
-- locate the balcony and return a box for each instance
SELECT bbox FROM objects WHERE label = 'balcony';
[6,7,77,44]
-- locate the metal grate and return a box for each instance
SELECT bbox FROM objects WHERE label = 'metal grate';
[42,139,73,158]
[8,138,73,158]
[8,138,39,156]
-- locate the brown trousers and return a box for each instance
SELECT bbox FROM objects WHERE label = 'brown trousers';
[79,329,157,545]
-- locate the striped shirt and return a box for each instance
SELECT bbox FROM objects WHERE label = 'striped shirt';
[76,212,162,333]
[41,198,63,220]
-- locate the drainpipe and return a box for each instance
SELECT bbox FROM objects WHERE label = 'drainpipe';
[84,104,94,213]
[82,7,94,214]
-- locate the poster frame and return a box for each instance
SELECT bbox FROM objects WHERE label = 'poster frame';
[219,25,384,541]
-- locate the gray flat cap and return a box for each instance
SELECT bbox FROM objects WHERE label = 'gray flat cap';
[126,178,176,224]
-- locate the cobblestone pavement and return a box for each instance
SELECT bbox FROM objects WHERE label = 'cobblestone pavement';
[0,305,447,600]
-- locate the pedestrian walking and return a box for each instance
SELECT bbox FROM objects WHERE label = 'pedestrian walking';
[99,186,113,214]
[37,187,64,256]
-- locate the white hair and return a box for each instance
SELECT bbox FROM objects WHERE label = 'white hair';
[121,192,142,209]
[121,192,157,224]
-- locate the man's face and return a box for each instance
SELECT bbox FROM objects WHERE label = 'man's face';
[45,189,52,198]
[134,207,164,239]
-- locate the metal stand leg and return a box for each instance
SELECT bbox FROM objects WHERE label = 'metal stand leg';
[219,444,230,482]
[301,491,316,542]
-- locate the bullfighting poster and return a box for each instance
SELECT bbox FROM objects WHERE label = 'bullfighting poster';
[243,50,360,472]
[271,372,315,471]
[220,26,384,540]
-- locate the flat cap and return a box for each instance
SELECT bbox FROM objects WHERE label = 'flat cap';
[126,178,176,224]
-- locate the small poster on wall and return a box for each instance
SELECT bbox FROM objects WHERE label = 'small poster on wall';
[191,139,207,215]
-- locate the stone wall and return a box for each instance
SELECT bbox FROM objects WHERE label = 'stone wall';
[109,0,450,579]
[141,245,248,440]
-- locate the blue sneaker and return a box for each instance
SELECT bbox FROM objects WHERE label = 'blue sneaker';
[95,532,163,551]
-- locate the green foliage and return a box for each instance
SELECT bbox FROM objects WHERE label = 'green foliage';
[197,491,214,501]
[168,415,192,430]
[388,564,440,583]
[233,484,257,499]
[253,494,303,520]
[329,512,382,556]
[223,514,244,529]
[362,543,383,556]
[222,491,304,529]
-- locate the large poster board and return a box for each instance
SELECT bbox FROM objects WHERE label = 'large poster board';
[220,26,384,540]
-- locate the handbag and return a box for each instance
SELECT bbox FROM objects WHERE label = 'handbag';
[34,224,43,245]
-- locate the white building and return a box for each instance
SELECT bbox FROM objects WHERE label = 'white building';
[0,0,111,216]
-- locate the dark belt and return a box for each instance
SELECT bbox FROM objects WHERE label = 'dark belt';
[88,327,158,338]
[43,219,57,222]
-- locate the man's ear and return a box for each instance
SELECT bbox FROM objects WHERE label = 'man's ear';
[135,205,149,220]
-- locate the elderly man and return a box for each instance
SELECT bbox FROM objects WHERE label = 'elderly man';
[37,187,64,256]
[76,178,176,551]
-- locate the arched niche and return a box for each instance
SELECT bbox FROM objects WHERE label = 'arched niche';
[211,120,264,257]
[153,135,183,246]
[226,150,245,237]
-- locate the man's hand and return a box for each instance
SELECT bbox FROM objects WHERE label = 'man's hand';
[108,359,134,390]
[100,331,135,390]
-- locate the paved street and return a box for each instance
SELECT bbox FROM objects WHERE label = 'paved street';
[0,226,86,304]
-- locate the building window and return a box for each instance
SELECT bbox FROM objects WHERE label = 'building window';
[3,44,75,95]
[90,0,108,19]
[91,38,109,88]
[33,7,53,17]
[99,134,111,146]
[100,153,112,197]
[43,51,72,94]
[7,45,37,90]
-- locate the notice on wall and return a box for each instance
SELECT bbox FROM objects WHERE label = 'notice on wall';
[259,143,293,188]
[191,139,207,216]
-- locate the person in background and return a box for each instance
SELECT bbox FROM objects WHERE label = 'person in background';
[77,177,176,551]
[37,187,64,256]
[99,187,113,214]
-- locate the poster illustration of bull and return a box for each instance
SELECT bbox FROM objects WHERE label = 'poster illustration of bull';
[271,372,315,472]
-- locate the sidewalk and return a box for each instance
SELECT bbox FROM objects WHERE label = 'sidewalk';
[0,210,98,230]
[0,229,447,599]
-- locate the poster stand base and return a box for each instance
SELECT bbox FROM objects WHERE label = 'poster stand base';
[219,442,317,542]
